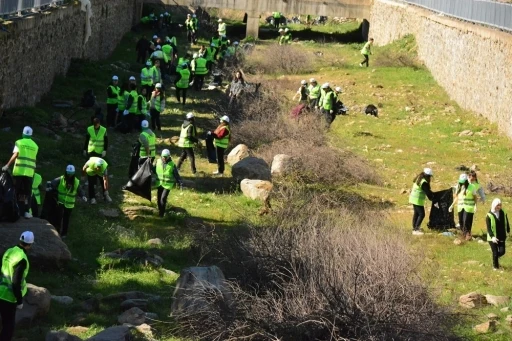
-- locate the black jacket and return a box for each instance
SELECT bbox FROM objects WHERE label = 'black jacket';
[486,210,510,241]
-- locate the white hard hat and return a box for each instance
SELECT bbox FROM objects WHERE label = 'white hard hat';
[300,80,307,85]
[310,78,316,83]
[129,76,136,81]
[193,53,198,58]
[187,13,191,16]
[233,41,239,45]
[141,120,149,128]
[278,28,284,32]
[186,112,194,119]
[20,231,34,244]
[423,168,433,176]
[284,28,289,32]
[162,149,171,157]
[458,173,468,183]
[335,87,342,92]
[165,12,169,15]
[95,158,104,167]
[220,115,230,123]
[156,45,161,50]
[66,165,75,174]
[153,35,158,39]
[210,43,215,47]
[321,82,330,89]
[193,14,196,18]
[146,61,152,66]
[23,126,33,136]
[112,75,119,81]
[155,83,162,88]
[160,14,163,17]
[218,18,223,22]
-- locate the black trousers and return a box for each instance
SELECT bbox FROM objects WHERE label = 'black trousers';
[106,104,117,128]
[489,241,506,269]
[216,146,226,174]
[273,19,279,29]
[30,196,39,218]
[176,88,187,105]
[458,209,474,235]
[412,204,425,231]
[309,98,319,109]
[150,108,161,131]
[194,75,205,91]
[157,186,171,217]
[361,54,369,67]
[87,151,101,158]
[14,175,32,215]
[87,175,106,200]
[321,108,335,128]
[177,148,196,174]
[136,52,147,64]
[0,299,17,341]
[55,204,73,237]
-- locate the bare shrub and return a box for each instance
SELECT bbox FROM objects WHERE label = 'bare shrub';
[179,188,459,341]
[246,45,314,75]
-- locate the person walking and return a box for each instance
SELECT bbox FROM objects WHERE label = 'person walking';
[359,38,374,67]
[2,126,39,219]
[409,168,435,235]
[185,14,197,44]
[140,61,153,101]
[30,172,42,217]
[308,78,321,108]
[450,173,480,240]
[177,112,198,175]
[217,18,226,37]
[191,53,208,91]
[151,60,162,88]
[106,76,120,128]
[155,149,183,217]
[123,84,139,133]
[209,115,231,176]
[82,157,111,205]
[138,120,156,167]
[319,83,336,128]
[469,170,486,204]
[0,231,34,341]
[135,35,150,64]
[175,63,190,106]
[137,88,150,127]
[150,83,165,131]
[83,117,108,158]
[272,11,281,29]
[50,165,86,238]
[486,198,510,271]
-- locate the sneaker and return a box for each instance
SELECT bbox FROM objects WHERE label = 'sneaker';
[104,194,112,203]
[359,63,363,67]
[90,198,97,205]
[24,212,32,219]
[412,230,424,236]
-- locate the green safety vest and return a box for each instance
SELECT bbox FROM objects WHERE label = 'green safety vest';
[178,124,196,148]
[273,12,281,19]
[156,158,176,190]
[141,68,153,86]
[162,45,173,61]
[87,125,106,154]
[487,210,509,241]
[107,85,120,104]
[214,126,230,149]
[218,23,226,36]
[129,90,138,114]
[176,69,190,89]
[151,66,161,83]
[211,38,220,48]
[0,246,29,303]
[308,85,320,99]
[361,42,371,55]
[138,95,148,116]
[206,47,216,61]
[457,183,476,213]
[176,58,190,72]
[192,18,198,29]
[322,91,335,110]
[117,90,126,110]
[13,138,38,177]
[409,179,427,206]
[139,131,156,158]
[57,176,79,209]
[154,95,162,112]
[32,173,42,205]
[185,19,195,30]
[167,36,177,46]
[194,58,208,75]
[85,157,108,177]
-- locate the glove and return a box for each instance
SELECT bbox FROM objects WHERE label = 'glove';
[448,205,453,213]
[82,196,88,203]
[206,131,212,135]
[83,151,87,157]
[1,165,8,172]
[17,303,23,310]
[433,202,439,209]
[123,110,129,116]
[101,151,106,157]
[492,237,499,244]
[329,110,333,114]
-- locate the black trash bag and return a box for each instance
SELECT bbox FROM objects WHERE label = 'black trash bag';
[427,188,455,230]
[365,104,378,117]
[0,171,20,222]
[40,190,58,226]
[128,143,141,179]
[123,157,152,201]
[205,133,217,163]
[81,89,96,108]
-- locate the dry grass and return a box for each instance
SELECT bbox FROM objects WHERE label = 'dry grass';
[246,45,314,75]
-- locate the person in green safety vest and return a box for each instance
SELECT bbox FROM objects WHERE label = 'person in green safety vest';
[49,165,86,238]
[137,88,150,128]
[140,61,153,101]
[107,75,120,128]
[138,120,156,167]
[293,80,309,103]
[278,28,286,45]
[468,170,486,204]
[30,172,42,218]
[272,11,282,29]
[191,53,208,91]
[2,126,39,219]
[284,28,292,43]
[449,173,480,241]
[0,231,34,340]
[307,78,320,108]
[83,117,108,158]
[121,84,139,134]
[208,115,231,176]
[319,83,337,128]
[151,60,162,87]
[155,149,183,217]
[359,37,374,68]
[116,81,129,126]
[486,198,510,270]
[177,112,199,174]
[205,43,217,71]
[175,63,191,106]
[409,168,436,235]
[185,13,197,44]
[217,18,226,37]
[150,83,165,131]
[82,157,111,205]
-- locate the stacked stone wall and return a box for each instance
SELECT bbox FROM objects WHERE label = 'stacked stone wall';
[0,0,136,110]
[370,0,512,138]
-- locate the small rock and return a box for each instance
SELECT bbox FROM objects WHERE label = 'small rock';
[87,326,132,341]
[459,130,473,137]
[135,323,153,338]
[51,295,74,305]
[485,294,510,307]
[66,326,89,334]
[501,307,509,312]
[118,307,146,325]
[506,315,512,325]
[473,320,496,334]
[227,144,250,165]
[161,268,178,276]
[487,313,499,321]
[99,209,119,218]
[453,238,463,245]
[81,295,101,313]
[405,106,412,112]
[147,238,162,246]
[459,292,487,309]
[240,179,273,202]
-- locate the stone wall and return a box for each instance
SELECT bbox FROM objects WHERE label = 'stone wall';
[0,0,136,111]
[369,0,512,138]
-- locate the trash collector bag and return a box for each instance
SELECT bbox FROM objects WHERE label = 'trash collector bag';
[427,188,455,230]
[123,157,152,201]
[0,171,20,222]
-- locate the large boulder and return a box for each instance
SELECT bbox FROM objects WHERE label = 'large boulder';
[0,218,71,267]
[271,154,296,176]
[171,266,233,316]
[240,179,273,202]
[46,330,83,341]
[227,144,250,165]
[118,307,146,325]
[16,284,52,326]
[231,157,271,181]
[86,326,133,341]
[484,294,510,307]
